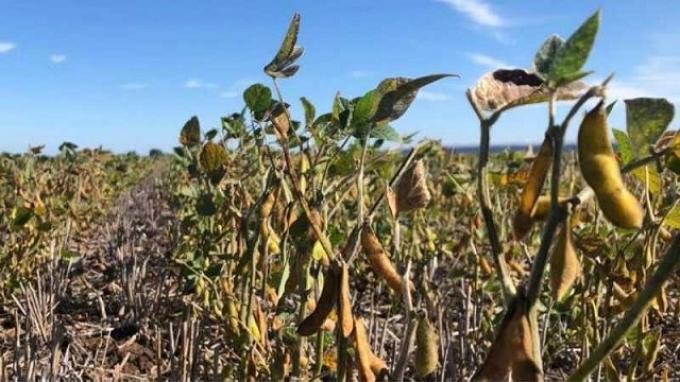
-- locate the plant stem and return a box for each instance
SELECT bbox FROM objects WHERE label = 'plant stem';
[525,78,609,308]
[392,261,416,382]
[466,90,516,302]
[569,234,680,381]
[271,78,337,263]
[345,144,421,266]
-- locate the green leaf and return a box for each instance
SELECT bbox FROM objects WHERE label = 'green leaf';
[222,115,246,138]
[612,129,634,164]
[60,248,80,263]
[606,100,617,115]
[12,206,33,228]
[331,92,344,122]
[632,166,661,194]
[534,35,564,75]
[665,153,680,175]
[264,13,302,77]
[204,128,218,141]
[300,97,316,126]
[625,98,675,156]
[664,204,680,229]
[179,116,201,147]
[352,89,380,129]
[614,128,661,193]
[243,84,273,118]
[59,141,78,151]
[196,193,217,216]
[548,10,600,84]
[370,123,402,143]
[311,240,327,262]
[372,74,456,123]
[553,70,593,87]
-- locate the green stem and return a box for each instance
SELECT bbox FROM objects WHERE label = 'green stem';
[466,90,516,302]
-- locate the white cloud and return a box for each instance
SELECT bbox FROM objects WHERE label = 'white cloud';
[220,91,238,98]
[466,53,510,69]
[418,91,451,102]
[436,0,504,28]
[0,42,16,53]
[606,56,680,102]
[120,83,148,90]
[50,54,67,64]
[184,79,218,89]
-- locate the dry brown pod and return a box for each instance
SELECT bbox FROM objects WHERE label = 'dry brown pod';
[260,186,280,219]
[415,315,439,378]
[395,159,431,215]
[253,298,268,348]
[474,291,543,381]
[386,186,398,219]
[479,256,493,275]
[549,222,581,301]
[354,317,376,382]
[369,353,389,380]
[338,262,354,338]
[361,224,413,294]
[353,317,388,382]
[513,137,553,241]
[297,265,340,336]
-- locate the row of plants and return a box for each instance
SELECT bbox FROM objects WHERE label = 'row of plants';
[0,145,158,290]
[166,10,680,381]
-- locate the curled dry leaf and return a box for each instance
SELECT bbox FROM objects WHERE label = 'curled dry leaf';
[297,264,339,336]
[415,315,439,378]
[470,68,587,112]
[264,13,303,78]
[338,262,354,338]
[198,142,228,174]
[474,292,543,381]
[513,137,553,240]
[361,224,413,294]
[179,115,201,146]
[396,159,431,214]
[270,102,291,140]
[549,223,581,301]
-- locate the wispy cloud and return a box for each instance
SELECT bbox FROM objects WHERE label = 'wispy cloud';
[184,79,218,89]
[49,54,67,64]
[607,56,680,102]
[466,52,510,69]
[348,70,371,78]
[0,42,16,53]
[120,82,148,90]
[418,91,451,102]
[436,0,504,28]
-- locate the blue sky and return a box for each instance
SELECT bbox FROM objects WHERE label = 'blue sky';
[1,0,680,153]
